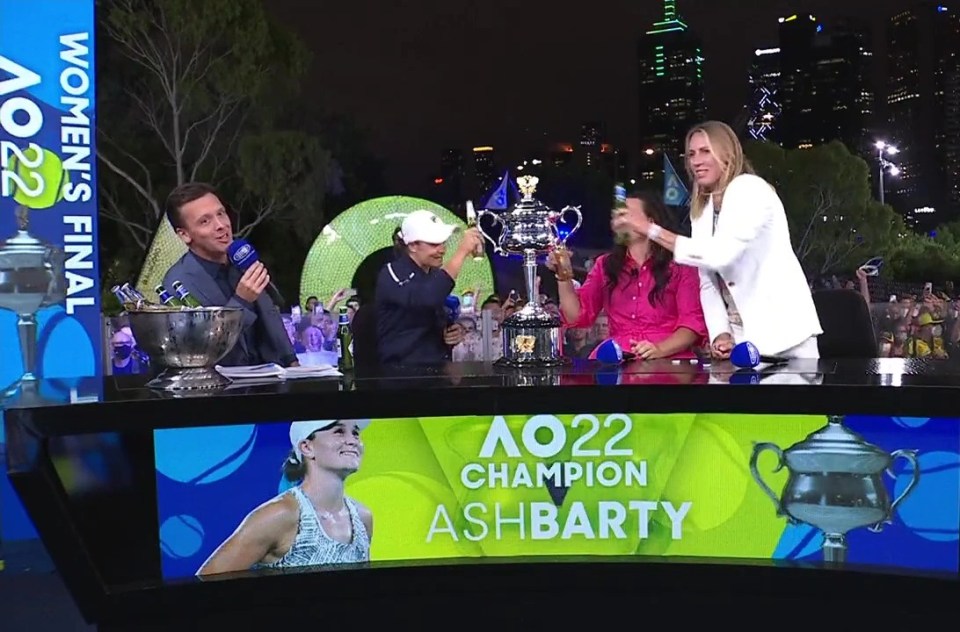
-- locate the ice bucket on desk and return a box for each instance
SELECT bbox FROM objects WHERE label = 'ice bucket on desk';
[477,175,582,367]
[127,306,244,391]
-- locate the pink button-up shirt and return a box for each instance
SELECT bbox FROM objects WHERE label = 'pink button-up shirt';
[564,253,708,359]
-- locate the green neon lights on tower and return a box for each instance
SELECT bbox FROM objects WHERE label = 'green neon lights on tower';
[646,0,688,34]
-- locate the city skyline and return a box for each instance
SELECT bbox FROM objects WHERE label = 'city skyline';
[266,0,910,191]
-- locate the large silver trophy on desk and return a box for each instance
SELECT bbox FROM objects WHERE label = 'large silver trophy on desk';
[750,416,920,564]
[477,175,582,366]
[0,206,67,395]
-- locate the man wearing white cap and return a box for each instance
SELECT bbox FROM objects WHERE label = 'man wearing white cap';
[374,209,483,365]
[197,419,371,575]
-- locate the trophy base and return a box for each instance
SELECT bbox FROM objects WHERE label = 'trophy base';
[499,311,565,367]
[495,356,567,368]
[146,367,232,392]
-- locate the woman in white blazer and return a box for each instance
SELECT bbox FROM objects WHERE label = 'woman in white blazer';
[613,121,822,359]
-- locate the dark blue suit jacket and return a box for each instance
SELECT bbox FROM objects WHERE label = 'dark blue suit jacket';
[163,252,296,367]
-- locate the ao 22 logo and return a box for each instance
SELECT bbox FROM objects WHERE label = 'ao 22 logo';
[0,141,44,197]
[477,414,635,459]
[0,54,45,199]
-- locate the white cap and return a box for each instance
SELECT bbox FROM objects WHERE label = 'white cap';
[399,209,457,245]
[289,419,371,462]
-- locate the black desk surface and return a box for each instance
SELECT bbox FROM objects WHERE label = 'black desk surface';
[4,357,960,629]
[4,358,960,435]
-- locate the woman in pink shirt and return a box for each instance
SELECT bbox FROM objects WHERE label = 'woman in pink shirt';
[548,190,707,360]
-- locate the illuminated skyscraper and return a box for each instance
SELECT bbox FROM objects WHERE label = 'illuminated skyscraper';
[769,15,873,153]
[580,121,603,169]
[637,0,706,172]
[887,3,960,227]
[747,47,781,141]
[811,18,874,153]
[777,14,819,148]
[471,146,497,200]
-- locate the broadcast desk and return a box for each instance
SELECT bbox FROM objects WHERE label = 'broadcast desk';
[4,358,959,631]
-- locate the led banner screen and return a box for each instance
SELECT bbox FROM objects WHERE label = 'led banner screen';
[0,0,101,388]
[0,0,99,544]
[154,413,960,580]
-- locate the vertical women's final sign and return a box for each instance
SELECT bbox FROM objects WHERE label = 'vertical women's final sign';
[0,0,101,390]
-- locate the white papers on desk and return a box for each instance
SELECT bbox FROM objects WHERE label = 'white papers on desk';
[215,363,342,381]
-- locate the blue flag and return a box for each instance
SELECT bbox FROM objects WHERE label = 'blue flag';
[663,155,690,207]
[479,171,515,210]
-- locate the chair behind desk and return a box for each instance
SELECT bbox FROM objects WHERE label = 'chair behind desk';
[813,289,877,359]
[351,303,379,368]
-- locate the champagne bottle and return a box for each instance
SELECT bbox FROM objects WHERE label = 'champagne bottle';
[114,283,158,311]
[171,280,203,308]
[154,284,184,307]
[465,201,484,260]
[613,182,630,245]
[121,282,145,301]
[111,285,135,310]
[336,306,354,371]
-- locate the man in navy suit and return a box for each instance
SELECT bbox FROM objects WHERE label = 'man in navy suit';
[162,182,298,367]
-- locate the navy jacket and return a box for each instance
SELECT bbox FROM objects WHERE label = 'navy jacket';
[375,254,454,365]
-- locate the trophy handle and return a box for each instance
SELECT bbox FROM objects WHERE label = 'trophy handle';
[749,442,790,520]
[870,449,920,532]
[554,205,583,246]
[476,209,505,255]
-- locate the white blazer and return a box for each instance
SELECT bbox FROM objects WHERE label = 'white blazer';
[673,173,822,356]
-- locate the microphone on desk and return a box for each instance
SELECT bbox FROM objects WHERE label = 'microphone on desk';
[444,295,461,325]
[227,238,286,307]
[730,341,789,369]
[593,339,637,364]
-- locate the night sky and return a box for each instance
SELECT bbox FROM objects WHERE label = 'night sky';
[266,0,908,190]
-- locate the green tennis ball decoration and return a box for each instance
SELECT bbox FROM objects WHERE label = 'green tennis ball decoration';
[10,145,69,210]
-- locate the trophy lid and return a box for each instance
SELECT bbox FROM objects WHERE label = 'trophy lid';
[504,175,551,213]
[1,208,46,256]
[783,417,890,473]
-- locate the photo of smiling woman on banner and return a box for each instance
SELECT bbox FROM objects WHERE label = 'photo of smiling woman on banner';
[196,419,372,575]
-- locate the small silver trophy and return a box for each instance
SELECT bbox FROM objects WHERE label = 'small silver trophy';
[0,206,66,392]
[750,416,920,563]
[477,175,581,366]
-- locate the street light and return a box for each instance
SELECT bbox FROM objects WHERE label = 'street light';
[874,140,899,205]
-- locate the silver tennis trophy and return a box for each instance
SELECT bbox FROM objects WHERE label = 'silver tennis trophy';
[477,175,582,366]
[750,416,920,564]
[0,206,67,397]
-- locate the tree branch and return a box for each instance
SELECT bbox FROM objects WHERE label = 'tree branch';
[99,187,151,250]
[190,99,241,181]
[129,90,174,158]
[795,186,831,266]
[97,148,161,222]
[98,130,156,200]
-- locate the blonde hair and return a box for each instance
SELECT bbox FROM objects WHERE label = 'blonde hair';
[684,121,755,219]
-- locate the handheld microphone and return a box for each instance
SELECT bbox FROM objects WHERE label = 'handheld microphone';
[227,238,286,306]
[592,339,636,364]
[444,295,461,325]
[730,341,789,368]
